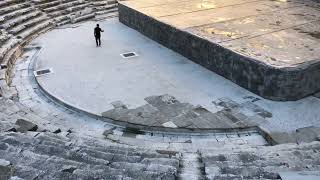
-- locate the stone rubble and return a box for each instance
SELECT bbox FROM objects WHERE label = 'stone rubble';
[14,119,38,132]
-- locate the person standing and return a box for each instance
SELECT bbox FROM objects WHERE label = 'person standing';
[94,24,104,47]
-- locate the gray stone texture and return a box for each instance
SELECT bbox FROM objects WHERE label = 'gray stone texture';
[118,4,320,101]
[101,94,257,130]
[269,126,320,144]
[0,131,179,180]
[201,142,320,180]
[15,119,38,133]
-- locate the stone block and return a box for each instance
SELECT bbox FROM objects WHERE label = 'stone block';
[15,119,38,132]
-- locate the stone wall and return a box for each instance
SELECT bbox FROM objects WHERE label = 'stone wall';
[118,4,320,101]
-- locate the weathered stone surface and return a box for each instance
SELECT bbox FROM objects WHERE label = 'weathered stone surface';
[102,94,256,130]
[0,159,13,179]
[269,132,297,144]
[111,100,128,109]
[0,131,179,179]
[295,126,320,143]
[279,171,320,180]
[103,128,114,136]
[270,126,320,144]
[15,119,38,133]
[118,1,320,101]
[201,142,320,180]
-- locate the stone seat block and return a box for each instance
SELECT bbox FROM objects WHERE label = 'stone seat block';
[0,3,30,16]
[0,7,32,23]
[2,11,42,30]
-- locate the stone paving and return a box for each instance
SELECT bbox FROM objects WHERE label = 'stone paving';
[1,46,268,150]
[0,131,179,180]
[31,19,320,135]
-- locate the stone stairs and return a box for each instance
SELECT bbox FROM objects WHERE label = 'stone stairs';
[0,0,52,62]
[177,152,205,180]
[32,0,95,25]
[0,131,180,179]
[201,142,320,179]
[1,119,320,180]
[0,0,120,70]
[90,0,118,16]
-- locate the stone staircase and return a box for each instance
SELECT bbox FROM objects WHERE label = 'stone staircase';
[0,29,18,62]
[177,152,205,180]
[2,127,320,180]
[0,0,52,66]
[32,0,95,26]
[201,142,320,179]
[89,0,118,20]
[0,131,179,179]
[0,0,52,40]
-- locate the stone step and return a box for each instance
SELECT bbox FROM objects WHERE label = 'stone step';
[14,165,45,180]
[43,1,83,13]
[0,2,30,16]
[79,142,173,159]
[201,142,320,179]
[3,11,43,30]
[141,157,179,167]
[0,7,32,24]
[92,0,117,6]
[67,3,88,12]
[95,11,118,21]
[177,174,205,180]
[2,147,125,179]
[72,13,95,23]
[0,131,181,179]
[33,0,76,5]
[33,144,111,165]
[71,168,130,180]
[16,19,52,40]
[36,0,61,9]
[0,0,26,8]
[54,14,70,23]
[109,162,177,180]
[78,147,142,163]
[56,19,71,26]
[9,15,49,36]
[36,132,71,143]
[36,133,174,161]
[95,4,117,11]
[178,153,205,180]
[0,33,11,45]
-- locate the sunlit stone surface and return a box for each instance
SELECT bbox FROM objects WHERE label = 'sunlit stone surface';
[119,0,320,100]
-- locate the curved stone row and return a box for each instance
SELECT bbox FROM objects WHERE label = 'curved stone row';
[201,141,320,179]
[0,0,118,73]
[1,126,320,179]
[0,131,179,180]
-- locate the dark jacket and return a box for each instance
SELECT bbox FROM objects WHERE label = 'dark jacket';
[94,27,102,37]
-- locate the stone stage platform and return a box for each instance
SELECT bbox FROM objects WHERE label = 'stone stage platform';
[118,0,320,101]
[32,19,320,135]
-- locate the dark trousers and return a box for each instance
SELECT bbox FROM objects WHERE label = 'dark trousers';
[95,36,101,46]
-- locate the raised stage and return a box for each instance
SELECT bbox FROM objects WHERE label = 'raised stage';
[118,0,320,101]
